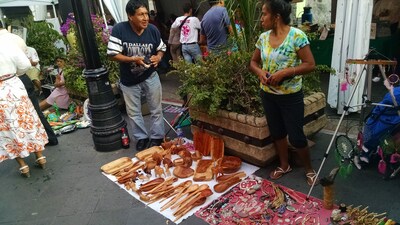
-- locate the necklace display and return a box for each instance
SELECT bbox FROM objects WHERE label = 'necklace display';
[195,175,326,225]
[196,175,390,224]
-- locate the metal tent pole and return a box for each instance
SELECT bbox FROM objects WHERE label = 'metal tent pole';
[306,65,367,199]
[98,0,108,29]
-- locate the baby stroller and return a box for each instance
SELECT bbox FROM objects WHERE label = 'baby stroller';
[359,86,400,178]
[163,97,192,137]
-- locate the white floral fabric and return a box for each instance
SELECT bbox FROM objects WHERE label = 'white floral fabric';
[0,77,48,162]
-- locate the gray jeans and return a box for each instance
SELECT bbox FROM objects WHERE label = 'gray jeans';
[119,72,164,140]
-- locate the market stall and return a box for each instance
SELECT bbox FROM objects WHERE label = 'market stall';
[101,136,259,224]
[100,131,396,224]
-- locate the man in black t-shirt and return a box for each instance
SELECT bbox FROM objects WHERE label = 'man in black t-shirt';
[107,0,166,151]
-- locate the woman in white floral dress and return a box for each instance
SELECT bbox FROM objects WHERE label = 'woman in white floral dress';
[0,38,48,177]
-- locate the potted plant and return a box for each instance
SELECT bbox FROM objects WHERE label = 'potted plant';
[60,13,120,98]
[169,0,334,166]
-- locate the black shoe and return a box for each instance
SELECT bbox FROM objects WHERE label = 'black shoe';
[46,139,58,146]
[148,138,163,147]
[136,138,149,151]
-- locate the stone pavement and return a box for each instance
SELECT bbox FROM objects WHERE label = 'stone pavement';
[0,72,399,225]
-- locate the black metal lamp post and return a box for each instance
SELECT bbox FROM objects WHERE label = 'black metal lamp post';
[71,0,128,151]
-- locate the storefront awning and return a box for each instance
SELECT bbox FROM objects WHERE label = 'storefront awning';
[0,0,58,7]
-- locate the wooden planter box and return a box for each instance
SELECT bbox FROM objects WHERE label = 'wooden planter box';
[190,92,327,167]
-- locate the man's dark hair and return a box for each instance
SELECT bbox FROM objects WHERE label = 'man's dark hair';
[182,3,192,14]
[125,0,148,16]
[263,0,292,25]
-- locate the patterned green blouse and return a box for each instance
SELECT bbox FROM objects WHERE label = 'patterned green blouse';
[255,27,310,95]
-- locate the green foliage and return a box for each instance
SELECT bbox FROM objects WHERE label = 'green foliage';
[170,1,333,117]
[9,16,64,67]
[62,14,119,97]
[171,50,263,117]
[63,45,87,96]
[172,52,333,117]
[303,64,335,96]
[225,0,262,52]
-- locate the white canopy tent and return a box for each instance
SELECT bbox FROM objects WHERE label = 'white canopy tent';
[0,0,58,22]
[101,0,129,23]
[0,0,64,48]
[0,0,58,7]
[327,0,374,114]
[101,0,155,24]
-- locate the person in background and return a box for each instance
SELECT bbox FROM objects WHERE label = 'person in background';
[200,0,233,53]
[0,33,48,178]
[171,3,202,63]
[149,10,161,29]
[25,46,42,95]
[168,14,182,63]
[249,0,317,186]
[149,9,168,40]
[107,0,166,151]
[0,22,58,146]
[39,57,70,111]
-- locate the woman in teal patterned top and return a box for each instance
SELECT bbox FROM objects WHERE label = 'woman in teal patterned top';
[249,0,317,186]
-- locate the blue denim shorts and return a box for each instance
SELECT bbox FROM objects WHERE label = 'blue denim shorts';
[260,90,307,148]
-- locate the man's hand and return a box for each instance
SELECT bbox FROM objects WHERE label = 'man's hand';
[150,55,162,67]
[131,56,145,65]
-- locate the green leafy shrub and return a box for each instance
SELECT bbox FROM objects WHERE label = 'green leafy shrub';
[61,13,119,97]
[170,0,334,117]
[303,64,335,95]
[171,49,333,117]
[8,16,64,67]
[172,50,262,116]
[225,0,262,52]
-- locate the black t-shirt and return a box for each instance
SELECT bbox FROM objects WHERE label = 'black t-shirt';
[108,22,166,86]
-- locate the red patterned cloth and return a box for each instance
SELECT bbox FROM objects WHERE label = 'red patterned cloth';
[195,176,334,225]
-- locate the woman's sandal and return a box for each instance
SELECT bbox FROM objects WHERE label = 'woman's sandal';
[19,165,30,178]
[306,170,319,186]
[35,156,47,169]
[269,165,292,180]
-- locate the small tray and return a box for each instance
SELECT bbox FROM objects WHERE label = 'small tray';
[193,159,214,181]
[101,157,133,174]
[220,156,242,174]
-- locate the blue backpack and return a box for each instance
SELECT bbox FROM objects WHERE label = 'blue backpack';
[362,87,400,154]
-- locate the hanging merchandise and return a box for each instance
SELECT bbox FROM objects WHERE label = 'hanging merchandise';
[121,127,130,149]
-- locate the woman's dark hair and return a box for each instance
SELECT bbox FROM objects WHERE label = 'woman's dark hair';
[125,0,148,16]
[264,0,292,25]
[208,0,220,6]
[183,3,192,14]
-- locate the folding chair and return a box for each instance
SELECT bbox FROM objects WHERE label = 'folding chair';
[163,96,192,136]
